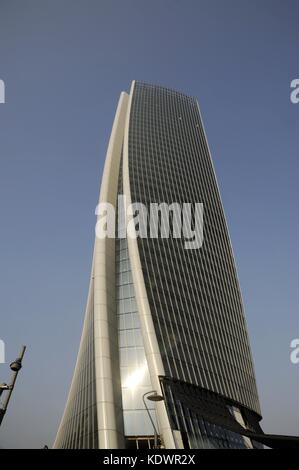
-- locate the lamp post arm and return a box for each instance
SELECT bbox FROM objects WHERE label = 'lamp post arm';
[142,391,159,439]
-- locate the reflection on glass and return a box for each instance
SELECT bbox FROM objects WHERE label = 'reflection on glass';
[116,230,157,436]
[123,362,148,389]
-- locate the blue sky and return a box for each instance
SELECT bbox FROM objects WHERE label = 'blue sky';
[0,0,298,448]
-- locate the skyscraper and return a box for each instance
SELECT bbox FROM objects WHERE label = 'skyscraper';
[54,81,262,449]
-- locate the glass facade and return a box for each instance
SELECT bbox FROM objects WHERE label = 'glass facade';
[116,163,157,438]
[160,377,257,449]
[116,236,157,437]
[128,82,260,416]
[116,218,156,436]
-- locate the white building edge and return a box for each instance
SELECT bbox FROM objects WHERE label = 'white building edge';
[54,83,175,449]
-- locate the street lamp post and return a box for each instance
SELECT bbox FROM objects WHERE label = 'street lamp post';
[0,345,26,427]
[142,390,164,449]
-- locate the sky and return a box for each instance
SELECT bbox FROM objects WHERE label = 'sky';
[0,0,298,448]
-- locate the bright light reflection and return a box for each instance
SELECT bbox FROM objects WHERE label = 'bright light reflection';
[123,363,147,389]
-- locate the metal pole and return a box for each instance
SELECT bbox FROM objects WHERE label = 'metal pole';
[142,391,159,449]
[0,345,26,427]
